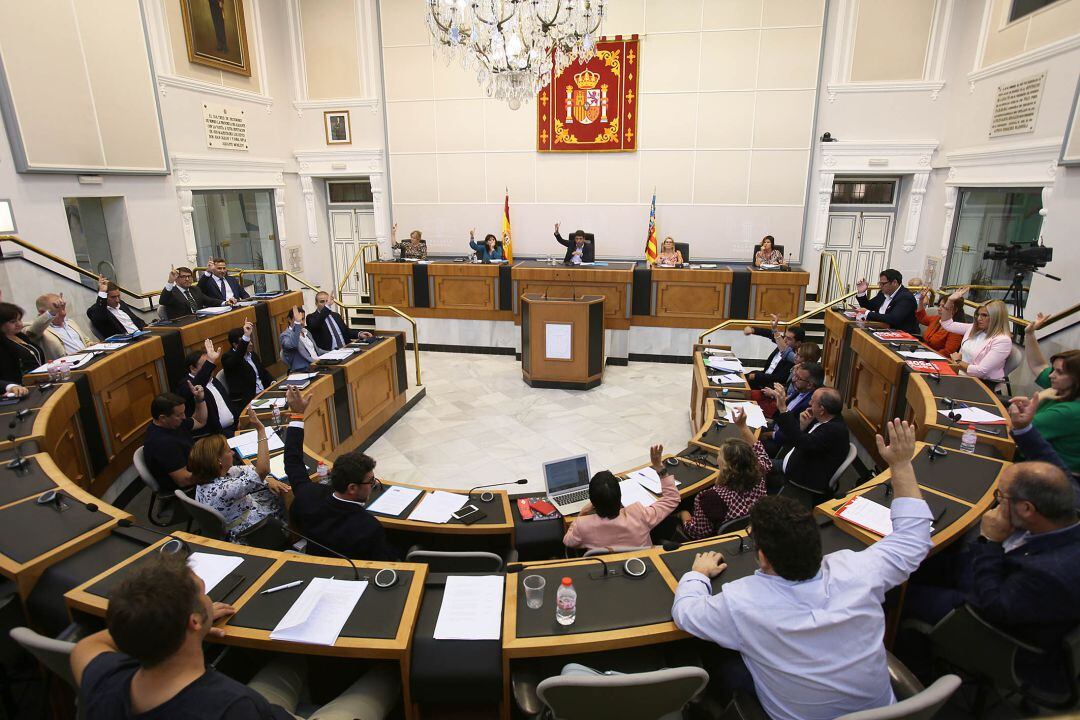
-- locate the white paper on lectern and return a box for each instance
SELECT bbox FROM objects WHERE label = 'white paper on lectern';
[939,407,1005,424]
[837,496,893,536]
[627,467,662,493]
[228,428,284,457]
[619,479,656,508]
[544,323,572,360]
[706,357,744,373]
[724,401,768,429]
[187,552,244,594]
[268,453,287,480]
[270,578,368,646]
[433,575,505,640]
[366,486,423,517]
[408,491,468,524]
[899,350,945,360]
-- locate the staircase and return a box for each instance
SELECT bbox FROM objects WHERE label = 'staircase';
[346,292,378,332]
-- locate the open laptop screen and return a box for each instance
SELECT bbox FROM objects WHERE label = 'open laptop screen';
[543,455,591,494]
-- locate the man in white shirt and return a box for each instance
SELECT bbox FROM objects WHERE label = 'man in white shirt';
[86,277,147,339]
[280,306,321,371]
[175,338,235,437]
[28,293,94,360]
[672,420,933,720]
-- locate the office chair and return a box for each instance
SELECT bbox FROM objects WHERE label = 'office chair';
[997,345,1023,397]
[751,244,785,264]
[674,242,690,263]
[785,443,857,503]
[8,628,75,691]
[133,447,172,527]
[582,546,650,557]
[157,304,169,321]
[172,491,289,550]
[404,549,512,573]
[536,666,708,720]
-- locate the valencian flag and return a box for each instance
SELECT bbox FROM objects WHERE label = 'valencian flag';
[645,191,658,265]
[502,190,514,262]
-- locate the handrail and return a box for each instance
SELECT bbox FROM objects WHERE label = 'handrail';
[697,288,861,344]
[235,268,422,387]
[816,251,846,306]
[335,242,380,300]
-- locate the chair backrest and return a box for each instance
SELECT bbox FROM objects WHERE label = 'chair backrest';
[157,304,169,321]
[214,368,229,394]
[834,674,961,720]
[173,489,227,541]
[9,626,76,690]
[132,446,162,493]
[537,666,709,720]
[674,242,690,263]
[404,549,505,573]
[583,546,650,557]
[828,443,859,492]
[1003,344,1023,376]
[752,243,784,258]
[716,514,751,536]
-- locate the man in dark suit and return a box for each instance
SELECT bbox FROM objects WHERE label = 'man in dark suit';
[198,258,249,303]
[772,387,850,500]
[174,339,234,438]
[86,277,146,339]
[744,321,804,390]
[553,222,595,264]
[306,291,372,353]
[221,320,275,414]
[283,386,397,561]
[855,268,920,335]
[762,361,825,456]
[159,267,231,320]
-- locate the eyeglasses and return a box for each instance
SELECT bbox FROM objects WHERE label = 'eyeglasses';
[994,488,1035,510]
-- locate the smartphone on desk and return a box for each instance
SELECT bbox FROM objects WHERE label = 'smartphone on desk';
[451,504,486,525]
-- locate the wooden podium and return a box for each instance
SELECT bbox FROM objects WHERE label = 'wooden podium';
[520,294,604,390]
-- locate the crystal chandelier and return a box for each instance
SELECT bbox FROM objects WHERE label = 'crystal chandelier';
[426,0,606,109]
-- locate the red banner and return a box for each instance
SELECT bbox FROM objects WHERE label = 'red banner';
[536,35,639,152]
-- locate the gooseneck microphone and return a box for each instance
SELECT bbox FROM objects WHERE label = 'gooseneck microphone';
[6,434,28,471]
[116,518,191,555]
[268,517,360,580]
[467,478,528,503]
[927,411,961,462]
[36,489,98,513]
[8,409,32,429]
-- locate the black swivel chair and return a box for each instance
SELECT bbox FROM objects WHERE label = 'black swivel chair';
[674,242,690,264]
[751,243,784,262]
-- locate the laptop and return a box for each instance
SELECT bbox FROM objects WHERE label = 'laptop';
[543,454,592,515]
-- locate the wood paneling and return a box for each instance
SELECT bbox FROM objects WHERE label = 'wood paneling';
[657,283,725,317]
[433,276,495,310]
[373,276,410,307]
[749,270,809,319]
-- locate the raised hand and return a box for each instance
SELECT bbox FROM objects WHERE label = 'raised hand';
[286,385,312,414]
[469,227,475,239]
[1007,393,1040,430]
[874,419,916,468]
[203,338,222,363]
[769,313,780,331]
[243,319,254,336]
[98,276,109,293]
[246,406,264,430]
[554,222,560,234]
[188,381,205,403]
[948,286,969,303]
[650,443,664,471]
[856,278,868,294]
[168,266,178,284]
[731,407,747,428]
[1026,312,1049,335]
[742,325,754,336]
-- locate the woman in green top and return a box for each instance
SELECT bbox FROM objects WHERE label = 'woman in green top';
[1023,313,1080,472]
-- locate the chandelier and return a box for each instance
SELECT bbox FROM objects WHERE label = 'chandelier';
[426,0,606,109]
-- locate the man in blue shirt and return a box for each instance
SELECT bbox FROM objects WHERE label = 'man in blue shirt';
[672,420,933,720]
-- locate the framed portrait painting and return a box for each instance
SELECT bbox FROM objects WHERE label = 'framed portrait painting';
[324,111,352,145]
[180,0,252,76]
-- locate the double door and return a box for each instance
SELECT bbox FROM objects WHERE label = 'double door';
[329,208,376,308]
[825,212,894,289]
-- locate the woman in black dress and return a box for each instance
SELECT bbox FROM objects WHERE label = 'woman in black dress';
[0,302,43,395]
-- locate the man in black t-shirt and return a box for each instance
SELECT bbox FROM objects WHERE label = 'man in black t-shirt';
[71,554,400,719]
[142,390,207,492]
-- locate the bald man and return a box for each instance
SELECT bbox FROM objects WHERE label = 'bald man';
[772,387,851,502]
[906,461,1079,696]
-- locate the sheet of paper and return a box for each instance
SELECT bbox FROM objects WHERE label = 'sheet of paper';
[31,353,95,374]
[433,575,505,640]
[250,397,288,410]
[228,427,285,457]
[837,496,893,536]
[627,467,662,494]
[319,348,357,361]
[270,578,367,646]
[706,357,745,373]
[366,485,423,517]
[708,373,745,385]
[618,478,656,508]
[544,322,572,360]
[187,552,245,594]
[724,401,768,429]
[899,350,945,360]
[268,453,287,480]
[195,306,232,316]
[941,406,1005,425]
[408,490,468,524]
[286,373,318,381]
[85,342,126,352]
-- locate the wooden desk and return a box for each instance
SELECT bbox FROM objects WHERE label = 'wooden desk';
[512,262,634,331]
[0,383,89,489]
[367,262,417,308]
[905,374,1015,460]
[633,267,733,329]
[845,328,907,458]
[748,270,809,319]
[689,345,749,432]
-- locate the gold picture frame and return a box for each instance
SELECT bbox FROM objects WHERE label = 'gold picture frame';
[324,111,352,145]
[180,0,252,77]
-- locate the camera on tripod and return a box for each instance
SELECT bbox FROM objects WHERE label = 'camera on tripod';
[982,242,1053,270]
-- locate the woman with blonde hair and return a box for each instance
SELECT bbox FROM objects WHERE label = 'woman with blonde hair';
[940,288,1013,387]
[390,222,427,260]
[656,237,683,266]
[189,408,290,542]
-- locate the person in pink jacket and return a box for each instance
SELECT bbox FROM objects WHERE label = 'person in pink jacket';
[563,444,680,551]
[940,288,1014,386]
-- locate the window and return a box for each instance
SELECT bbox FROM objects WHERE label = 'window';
[830,179,897,205]
[944,188,1044,293]
[64,197,120,290]
[191,190,284,293]
[328,180,373,204]
[1009,0,1063,23]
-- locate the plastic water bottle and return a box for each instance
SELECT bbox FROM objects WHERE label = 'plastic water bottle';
[960,425,978,454]
[47,361,60,382]
[271,404,281,426]
[59,358,72,380]
[317,462,329,483]
[555,577,577,626]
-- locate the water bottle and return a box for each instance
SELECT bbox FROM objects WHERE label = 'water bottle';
[960,425,978,453]
[48,361,60,382]
[317,462,329,483]
[271,404,281,426]
[555,577,577,626]
[59,358,72,380]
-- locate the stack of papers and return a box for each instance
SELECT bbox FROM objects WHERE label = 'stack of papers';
[723,401,768,429]
[188,552,244,593]
[31,353,97,374]
[618,478,656,508]
[366,486,423,516]
[626,467,662,493]
[708,373,744,385]
[196,306,233,316]
[250,397,288,410]
[433,575,505,640]
[85,342,126,352]
[228,428,285,458]
[939,406,1006,425]
[105,330,149,342]
[408,491,468,523]
[837,496,893,536]
[706,357,745,373]
[281,373,317,388]
[319,348,357,361]
[899,350,945,360]
[270,578,367,646]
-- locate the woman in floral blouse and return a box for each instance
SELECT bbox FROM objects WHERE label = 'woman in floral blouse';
[678,408,772,540]
[189,408,290,542]
[390,222,428,260]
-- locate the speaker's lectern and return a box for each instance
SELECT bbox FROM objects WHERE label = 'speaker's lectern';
[520,294,604,390]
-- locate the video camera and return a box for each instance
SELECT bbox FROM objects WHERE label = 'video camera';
[983,242,1052,270]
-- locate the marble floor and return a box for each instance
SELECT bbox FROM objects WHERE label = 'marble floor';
[366,352,695,495]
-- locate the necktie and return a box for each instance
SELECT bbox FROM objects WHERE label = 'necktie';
[219,278,227,298]
[184,290,196,313]
[328,315,345,349]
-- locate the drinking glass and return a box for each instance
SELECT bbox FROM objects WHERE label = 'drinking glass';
[523,574,546,609]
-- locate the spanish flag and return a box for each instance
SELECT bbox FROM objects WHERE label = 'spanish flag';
[644,191,658,264]
[502,189,514,262]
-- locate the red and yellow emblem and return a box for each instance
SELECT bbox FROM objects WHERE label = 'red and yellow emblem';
[537,35,638,152]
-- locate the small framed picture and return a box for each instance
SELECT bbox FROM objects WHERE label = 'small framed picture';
[324,111,351,145]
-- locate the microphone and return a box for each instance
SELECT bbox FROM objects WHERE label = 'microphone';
[579,554,648,580]
[928,369,941,384]
[6,434,28,471]
[36,489,98,513]
[268,517,359,580]
[116,518,191,555]
[7,409,32,430]
[927,411,961,462]
[662,540,682,552]
[467,478,528,503]
[37,382,55,394]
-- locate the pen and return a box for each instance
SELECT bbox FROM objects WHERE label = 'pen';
[932,506,947,529]
[260,580,304,595]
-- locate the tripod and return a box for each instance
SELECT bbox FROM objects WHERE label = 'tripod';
[1002,272,1028,321]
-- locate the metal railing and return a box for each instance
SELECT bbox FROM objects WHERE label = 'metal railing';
[698,288,862,344]
[816,251,846,306]
[335,241,380,299]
